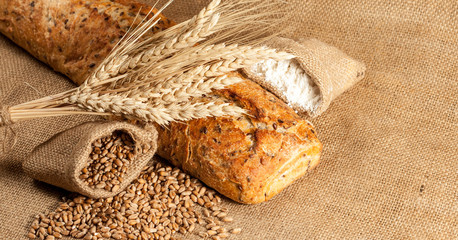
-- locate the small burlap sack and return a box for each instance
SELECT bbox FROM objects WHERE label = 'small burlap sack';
[245,37,366,117]
[22,121,158,198]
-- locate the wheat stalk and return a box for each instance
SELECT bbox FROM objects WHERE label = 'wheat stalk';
[87,0,293,87]
[117,44,294,93]
[63,92,246,126]
[122,1,222,69]
[0,0,295,127]
[94,0,222,83]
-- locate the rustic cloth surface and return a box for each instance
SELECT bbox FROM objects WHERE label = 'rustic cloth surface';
[244,37,367,117]
[1,0,457,239]
[23,121,158,199]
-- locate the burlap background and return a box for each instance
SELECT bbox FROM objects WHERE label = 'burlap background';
[1,0,457,239]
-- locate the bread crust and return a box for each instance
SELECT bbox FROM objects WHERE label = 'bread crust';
[156,73,322,204]
[0,0,322,204]
[0,0,173,85]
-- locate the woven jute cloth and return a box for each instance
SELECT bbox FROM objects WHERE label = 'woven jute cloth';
[244,37,366,117]
[0,0,457,239]
[23,121,158,199]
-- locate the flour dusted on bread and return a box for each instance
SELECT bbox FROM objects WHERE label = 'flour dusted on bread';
[250,58,321,113]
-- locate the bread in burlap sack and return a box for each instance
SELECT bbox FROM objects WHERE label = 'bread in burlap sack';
[245,37,366,117]
[23,121,157,198]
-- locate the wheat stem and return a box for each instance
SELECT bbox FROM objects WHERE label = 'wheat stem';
[1,0,295,127]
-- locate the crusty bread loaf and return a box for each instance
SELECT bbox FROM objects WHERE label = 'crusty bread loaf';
[0,0,322,204]
[155,72,322,204]
[0,0,173,85]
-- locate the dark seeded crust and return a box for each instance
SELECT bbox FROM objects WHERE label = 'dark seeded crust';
[0,0,174,85]
[156,72,322,204]
[0,0,322,204]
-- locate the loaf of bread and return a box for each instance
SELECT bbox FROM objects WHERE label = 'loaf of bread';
[155,72,322,204]
[0,0,173,85]
[0,0,322,204]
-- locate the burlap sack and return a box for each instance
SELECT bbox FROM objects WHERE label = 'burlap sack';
[23,121,158,198]
[244,37,366,117]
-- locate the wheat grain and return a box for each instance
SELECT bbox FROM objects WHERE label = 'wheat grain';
[29,161,241,239]
[222,217,233,222]
[80,131,136,192]
[230,228,242,234]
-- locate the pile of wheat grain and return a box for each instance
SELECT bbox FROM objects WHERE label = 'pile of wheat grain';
[19,1,294,238]
[79,131,137,192]
[28,161,241,240]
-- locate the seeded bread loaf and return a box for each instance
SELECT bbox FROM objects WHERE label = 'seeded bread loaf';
[155,72,322,204]
[0,0,173,85]
[0,0,322,204]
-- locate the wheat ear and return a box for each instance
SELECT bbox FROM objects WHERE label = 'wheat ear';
[119,44,294,92]
[108,0,222,78]
[189,44,295,63]
[125,0,222,64]
[150,76,243,104]
[140,44,295,80]
[64,92,246,126]
[121,65,206,99]
[0,0,296,127]
[87,0,292,87]
[122,14,220,71]
[83,0,174,86]
[129,0,222,51]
